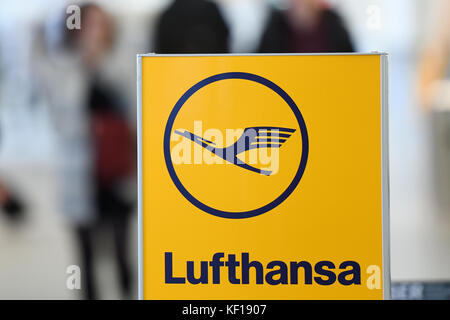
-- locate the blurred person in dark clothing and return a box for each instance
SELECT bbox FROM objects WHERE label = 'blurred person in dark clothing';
[82,76,135,300]
[155,0,230,53]
[71,4,135,300]
[0,181,25,222]
[258,0,354,53]
[0,132,24,222]
[35,4,135,299]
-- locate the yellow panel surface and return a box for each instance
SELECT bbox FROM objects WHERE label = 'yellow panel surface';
[141,55,383,299]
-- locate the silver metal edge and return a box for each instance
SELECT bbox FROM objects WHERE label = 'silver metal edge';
[381,54,391,299]
[137,52,387,58]
[137,54,144,300]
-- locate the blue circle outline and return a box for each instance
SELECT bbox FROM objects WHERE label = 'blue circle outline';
[163,72,309,219]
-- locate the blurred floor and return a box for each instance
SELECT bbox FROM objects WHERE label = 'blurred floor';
[391,282,450,300]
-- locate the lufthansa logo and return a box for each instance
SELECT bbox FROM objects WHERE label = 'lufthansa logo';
[164,72,309,219]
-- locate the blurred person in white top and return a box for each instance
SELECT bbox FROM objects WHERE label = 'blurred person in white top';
[32,3,134,299]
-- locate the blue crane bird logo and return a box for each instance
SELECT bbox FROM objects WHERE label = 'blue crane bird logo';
[164,72,309,219]
[174,126,295,176]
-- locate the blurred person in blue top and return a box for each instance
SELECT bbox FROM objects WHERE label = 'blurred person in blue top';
[258,0,354,53]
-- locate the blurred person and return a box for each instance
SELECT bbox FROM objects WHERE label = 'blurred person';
[0,128,24,222]
[418,0,450,110]
[154,0,230,53]
[33,3,135,299]
[258,0,354,53]
[417,0,450,213]
[0,181,25,223]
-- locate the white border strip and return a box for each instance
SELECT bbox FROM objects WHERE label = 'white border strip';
[381,54,391,299]
[137,55,144,300]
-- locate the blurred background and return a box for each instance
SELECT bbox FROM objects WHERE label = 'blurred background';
[0,0,449,299]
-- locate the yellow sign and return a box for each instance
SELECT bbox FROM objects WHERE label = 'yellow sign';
[138,53,389,300]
